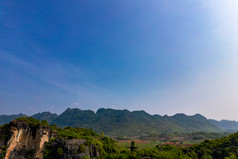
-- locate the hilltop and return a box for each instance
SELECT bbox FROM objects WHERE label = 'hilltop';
[2,108,238,136]
[51,108,220,136]
[0,113,26,125]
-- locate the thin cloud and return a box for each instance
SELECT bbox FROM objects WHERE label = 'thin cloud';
[73,102,80,106]
[0,51,99,94]
[0,50,116,114]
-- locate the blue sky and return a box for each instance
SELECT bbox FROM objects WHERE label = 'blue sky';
[1,0,238,120]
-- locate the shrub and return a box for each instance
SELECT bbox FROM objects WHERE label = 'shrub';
[57,148,63,156]
[78,144,86,153]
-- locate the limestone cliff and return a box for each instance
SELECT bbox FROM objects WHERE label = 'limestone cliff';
[3,120,57,159]
[0,119,103,159]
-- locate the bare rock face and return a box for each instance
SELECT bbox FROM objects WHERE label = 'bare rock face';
[4,120,57,159]
[44,138,100,159]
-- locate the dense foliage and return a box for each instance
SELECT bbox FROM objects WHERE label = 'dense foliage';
[0,124,10,142]
[104,144,193,159]
[0,124,10,159]
[52,126,99,139]
[43,126,121,158]
[185,132,238,159]
[15,116,49,127]
[108,131,238,159]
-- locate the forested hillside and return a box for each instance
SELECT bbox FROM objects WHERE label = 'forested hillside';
[0,113,25,125]
[52,108,220,136]
[209,119,238,132]
[3,108,238,136]
[32,112,58,124]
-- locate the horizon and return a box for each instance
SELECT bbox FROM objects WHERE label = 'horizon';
[1,107,237,122]
[1,1,238,120]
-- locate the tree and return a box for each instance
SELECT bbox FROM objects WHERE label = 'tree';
[78,144,86,153]
[130,141,137,151]
[57,148,63,156]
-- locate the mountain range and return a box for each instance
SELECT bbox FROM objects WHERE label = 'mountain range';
[0,113,25,125]
[209,119,238,132]
[1,108,238,136]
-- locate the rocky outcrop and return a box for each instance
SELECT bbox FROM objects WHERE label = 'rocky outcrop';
[0,120,102,159]
[3,120,57,159]
[44,138,100,159]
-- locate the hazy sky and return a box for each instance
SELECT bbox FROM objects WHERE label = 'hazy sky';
[1,0,238,120]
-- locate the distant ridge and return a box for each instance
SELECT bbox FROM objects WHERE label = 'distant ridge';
[0,112,58,126]
[32,111,58,123]
[2,108,238,136]
[209,119,238,132]
[51,108,220,136]
[0,113,25,125]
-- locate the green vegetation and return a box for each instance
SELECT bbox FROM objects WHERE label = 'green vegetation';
[52,108,221,136]
[1,116,238,159]
[78,144,86,153]
[26,149,35,158]
[105,131,238,158]
[130,141,137,151]
[32,112,58,124]
[57,148,63,156]
[209,119,238,132]
[137,131,231,145]
[0,114,25,125]
[0,112,57,126]
[15,116,49,127]
[51,126,99,139]
[118,140,162,149]
[43,125,120,158]
[105,144,192,159]
[2,108,238,137]
[0,124,10,142]
[0,124,10,159]
[184,131,238,158]
[42,116,238,159]
[0,145,7,159]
